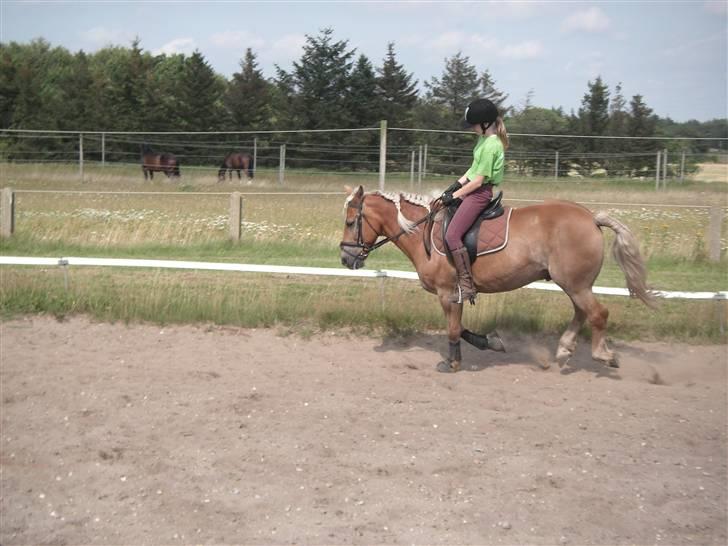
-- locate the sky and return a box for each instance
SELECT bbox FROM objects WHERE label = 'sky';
[1,0,727,123]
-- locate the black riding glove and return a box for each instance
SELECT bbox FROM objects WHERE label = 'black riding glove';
[441,191,459,206]
[444,180,463,194]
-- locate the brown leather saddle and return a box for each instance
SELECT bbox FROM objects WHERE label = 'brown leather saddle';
[427,191,512,264]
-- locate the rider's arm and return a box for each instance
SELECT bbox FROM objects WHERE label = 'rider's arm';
[453,175,485,199]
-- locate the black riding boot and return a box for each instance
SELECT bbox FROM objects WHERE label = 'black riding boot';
[449,247,477,305]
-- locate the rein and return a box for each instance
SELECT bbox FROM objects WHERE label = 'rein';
[340,196,438,260]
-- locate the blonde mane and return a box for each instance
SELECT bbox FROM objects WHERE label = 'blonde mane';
[374,191,432,234]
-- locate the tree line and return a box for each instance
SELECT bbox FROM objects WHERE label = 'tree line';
[1,29,725,177]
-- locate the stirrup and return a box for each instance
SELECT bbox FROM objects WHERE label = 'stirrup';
[449,285,476,305]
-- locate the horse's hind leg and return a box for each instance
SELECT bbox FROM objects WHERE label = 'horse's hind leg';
[236,169,242,180]
[562,289,616,367]
[436,295,464,373]
[556,296,587,365]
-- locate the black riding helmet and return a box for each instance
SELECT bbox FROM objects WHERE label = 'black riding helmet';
[461,98,499,131]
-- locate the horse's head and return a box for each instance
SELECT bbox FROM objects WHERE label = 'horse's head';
[339,185,383,270]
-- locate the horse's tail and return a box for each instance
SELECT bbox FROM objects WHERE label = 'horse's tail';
[594,212,656,308]
[245,154,254,179]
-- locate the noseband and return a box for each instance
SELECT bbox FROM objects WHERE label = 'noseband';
[339,196,436,261]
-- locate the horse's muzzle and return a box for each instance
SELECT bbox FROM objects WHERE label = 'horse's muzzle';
[340,252,366,270]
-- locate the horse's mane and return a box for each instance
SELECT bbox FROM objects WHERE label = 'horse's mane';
[374,191,432,234]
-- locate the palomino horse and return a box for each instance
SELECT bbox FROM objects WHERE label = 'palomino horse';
[218,152,254,181]
[339,186,654,373]
[141,144,180,180]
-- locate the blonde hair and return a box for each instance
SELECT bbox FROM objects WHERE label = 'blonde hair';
[495,116,509,150]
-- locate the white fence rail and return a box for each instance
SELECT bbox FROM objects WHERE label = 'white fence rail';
[1,256,725,301]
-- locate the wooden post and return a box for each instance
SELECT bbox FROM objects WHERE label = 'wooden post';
[101,132,106,168]
[253,137,257,176]
[423,143,428,181]
[663,148,668,187]
[417,145,423,190]
[708,206,724,262]
[655,150,661,190]
[378,120,387,192]
[79,133,84,180]
[554,150,559,180]
[409,149,415,190]
[680,151,686,182]
[278,144,286,185]
[0,187,15,238]
[229,192,243,242]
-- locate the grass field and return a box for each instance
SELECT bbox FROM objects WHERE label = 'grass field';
[1,162,726,342]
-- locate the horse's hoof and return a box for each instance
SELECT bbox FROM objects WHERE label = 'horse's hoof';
[487,331,506,352]
[436,360,459,373]
[608,357,620,368]
[555,347,573,367]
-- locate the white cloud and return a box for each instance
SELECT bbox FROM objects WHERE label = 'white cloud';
[703,1,728,14]
[501,40,545,60]
[562,7,611,32]
[266,34,306,64]
[153,38,197,56]
[80,26,134,47]
[210,30,265,50]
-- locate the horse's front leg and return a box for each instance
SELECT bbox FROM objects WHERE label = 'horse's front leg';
[436,294,464,373]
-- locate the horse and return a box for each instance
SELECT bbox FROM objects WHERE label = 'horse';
[218,152,254,181]
[339,186,654,373]
[141,144,180,180]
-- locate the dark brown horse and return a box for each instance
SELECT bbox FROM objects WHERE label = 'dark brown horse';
[141,144,180,180]
[339,186,654,373]
[218,152,254,181]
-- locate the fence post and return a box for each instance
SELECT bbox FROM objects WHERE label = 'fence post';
[253,137,257,176]
[680,151,686,182]
[378,120,387,192]
[708,206,724,262]
[655,150,661,190]
[101,132,106,168]
[229,192,243,242]
[417,145,423,191]
[0,187,15,238]
[409,149,415,190]
[79,133,84,181]
[278,144,286,185]
[423,143,428,181]
[663,148,668,187]
[554,150,559,180]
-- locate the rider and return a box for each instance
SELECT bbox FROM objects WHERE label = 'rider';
[441,98,509,305]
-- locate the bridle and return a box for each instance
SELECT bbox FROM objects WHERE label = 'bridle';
[339,195,437,262]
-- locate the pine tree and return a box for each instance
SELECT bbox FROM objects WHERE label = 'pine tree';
[425,51,479,122]
[480,69,509,112]
[286,28,356,130]
[347,54,380,127]
[226,48,271,130]
[375,42,418,127]
[627,94,657,173]
[579,76,610,136]
[178,50,225,131]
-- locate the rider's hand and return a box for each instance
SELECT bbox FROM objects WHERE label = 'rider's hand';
[441,191,455,206]
[444,180,463,194]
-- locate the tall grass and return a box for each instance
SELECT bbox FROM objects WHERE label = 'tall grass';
[1,267,724,343]
[1,162,726,342]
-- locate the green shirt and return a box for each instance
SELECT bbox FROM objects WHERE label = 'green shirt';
[465,135,505,185]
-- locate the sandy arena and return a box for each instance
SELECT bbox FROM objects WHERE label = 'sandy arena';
[1,316,726,545]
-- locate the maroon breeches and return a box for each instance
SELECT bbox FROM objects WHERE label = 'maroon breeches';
[445,184,494,250]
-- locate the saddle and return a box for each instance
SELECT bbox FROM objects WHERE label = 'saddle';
[429,191,513,264]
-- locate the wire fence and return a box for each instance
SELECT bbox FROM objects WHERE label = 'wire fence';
[1,126,727,185]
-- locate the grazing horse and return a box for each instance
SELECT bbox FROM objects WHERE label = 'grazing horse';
[339,186,654,373]
[141,144,180,180]
[218,152,254,181]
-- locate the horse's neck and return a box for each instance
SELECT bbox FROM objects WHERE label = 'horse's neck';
[377,200,429,268]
